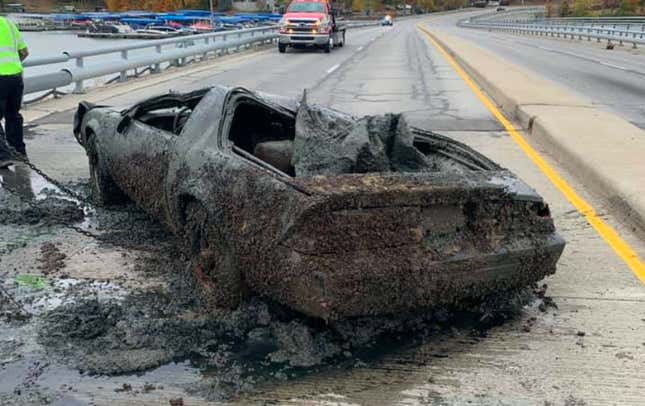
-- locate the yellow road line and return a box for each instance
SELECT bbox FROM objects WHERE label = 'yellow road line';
[417,25,645,285]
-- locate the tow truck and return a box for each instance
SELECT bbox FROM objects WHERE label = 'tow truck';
[278,0,346,53]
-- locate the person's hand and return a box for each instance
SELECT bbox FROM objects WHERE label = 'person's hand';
[19,48,29,62]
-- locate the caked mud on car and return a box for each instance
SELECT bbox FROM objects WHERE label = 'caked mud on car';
[74,86,565,320]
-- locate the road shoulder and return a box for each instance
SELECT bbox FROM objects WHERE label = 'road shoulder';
[425,27,645,237]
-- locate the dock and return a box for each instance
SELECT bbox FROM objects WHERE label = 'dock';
[77,31,187,40]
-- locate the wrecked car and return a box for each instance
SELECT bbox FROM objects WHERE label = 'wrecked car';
[73,86,565,320]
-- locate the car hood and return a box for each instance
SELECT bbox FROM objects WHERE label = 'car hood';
[283,12,326,21]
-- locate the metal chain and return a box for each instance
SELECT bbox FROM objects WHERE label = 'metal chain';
[0,176,162,253]
[0,176,103,241]
[7,148,94,208]
[1,145,165,251]
[0,283,32,319]
[3,143,141,214]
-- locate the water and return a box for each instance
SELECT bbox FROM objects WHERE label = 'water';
[22,31,178,96]
[23,31,141,76]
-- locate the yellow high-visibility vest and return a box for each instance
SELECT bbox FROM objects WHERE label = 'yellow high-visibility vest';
[0,17,27,76]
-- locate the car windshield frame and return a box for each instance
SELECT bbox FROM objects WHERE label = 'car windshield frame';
[287,2,326,13]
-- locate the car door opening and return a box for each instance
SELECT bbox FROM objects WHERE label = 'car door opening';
[228,100,297,176]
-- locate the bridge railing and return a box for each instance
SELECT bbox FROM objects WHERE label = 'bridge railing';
[23,21,379,98]
[461,11,645,48]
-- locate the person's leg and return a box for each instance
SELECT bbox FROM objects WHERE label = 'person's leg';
[0,76,15,165]
[4,76,26,156]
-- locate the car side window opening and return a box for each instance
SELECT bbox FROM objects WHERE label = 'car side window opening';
[228,100,296,176]
[133,96,204,136]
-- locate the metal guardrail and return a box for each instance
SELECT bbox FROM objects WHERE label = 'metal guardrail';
[461,9,645,48]
[23,21,379,97]
[470,7,645,25]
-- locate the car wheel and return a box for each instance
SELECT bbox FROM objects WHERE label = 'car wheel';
[87,132,128,206]
[183,200,245,309]
[278,44,286,53]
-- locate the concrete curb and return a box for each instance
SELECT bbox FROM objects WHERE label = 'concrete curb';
[427,29,645,235]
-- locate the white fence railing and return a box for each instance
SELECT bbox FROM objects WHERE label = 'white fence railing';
[23,21,380,98]
[461,8,645,47]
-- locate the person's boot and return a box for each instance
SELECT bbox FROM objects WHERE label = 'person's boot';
[0,151,16,169]
[0,140,17,168]
[0,158,17,169]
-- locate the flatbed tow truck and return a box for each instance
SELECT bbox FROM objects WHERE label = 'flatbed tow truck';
[278,0,346,53]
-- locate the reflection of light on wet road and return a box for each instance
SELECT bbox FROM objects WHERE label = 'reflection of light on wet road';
[27,278,127,315]
[0,163,69,201]
[0,163,96,237]
[0,164,35,200]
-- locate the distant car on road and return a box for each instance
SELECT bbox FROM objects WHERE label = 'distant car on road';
[496,6,505,11]
[381,15,393,26]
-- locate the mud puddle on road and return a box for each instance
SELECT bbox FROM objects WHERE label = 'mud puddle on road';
[1,176,557,404]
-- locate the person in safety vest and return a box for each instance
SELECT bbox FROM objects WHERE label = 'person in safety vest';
[0,16,29,169]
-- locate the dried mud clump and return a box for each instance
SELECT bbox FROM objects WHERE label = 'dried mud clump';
[37,242,67,275]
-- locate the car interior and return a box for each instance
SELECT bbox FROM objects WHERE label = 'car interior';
[228,99,297,176]
[133,92,207,136]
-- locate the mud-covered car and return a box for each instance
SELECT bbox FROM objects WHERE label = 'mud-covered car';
[74,86,565,320]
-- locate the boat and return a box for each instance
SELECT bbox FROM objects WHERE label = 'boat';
[135,25,182,36]
[87,22,134,34]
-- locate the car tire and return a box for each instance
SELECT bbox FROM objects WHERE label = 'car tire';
[278,44,286,53]
[86,132,128,206]
[183,200,245,309]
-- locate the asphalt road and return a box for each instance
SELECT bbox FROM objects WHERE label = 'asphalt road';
[2,14,645,405]
[432,9,645,130]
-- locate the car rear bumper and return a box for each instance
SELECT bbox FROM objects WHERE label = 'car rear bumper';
[276,233,565,320]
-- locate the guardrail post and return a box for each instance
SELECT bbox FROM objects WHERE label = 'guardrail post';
[153,45,162,73]
[203,37,209,61]
[73,56,84,93]
[222,33,228,55]
[120,50,128,82]
[177,41,185,66]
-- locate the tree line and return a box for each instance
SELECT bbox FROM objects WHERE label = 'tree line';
[546,0,644,17]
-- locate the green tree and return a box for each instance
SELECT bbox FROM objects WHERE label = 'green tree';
[614,0,635,14]
[573,0,591,16]
[545,0,554,17]
[559,0,571,16]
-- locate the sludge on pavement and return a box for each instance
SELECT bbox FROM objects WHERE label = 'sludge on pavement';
[32,213,546,401]
[73,85,565,320]
[0,171,558,402]
[1,85,566,403]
